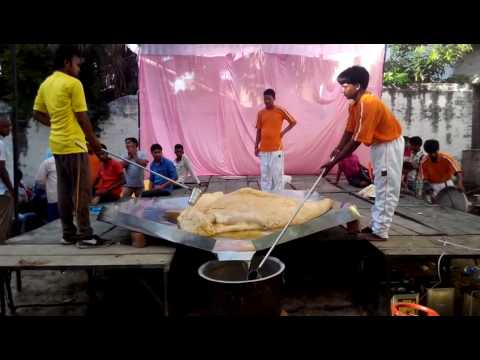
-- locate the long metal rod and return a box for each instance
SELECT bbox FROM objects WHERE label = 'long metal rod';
[105,150,191,190]
[256,165,330,270]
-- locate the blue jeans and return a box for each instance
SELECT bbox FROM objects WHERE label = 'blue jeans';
[47,203,60,223]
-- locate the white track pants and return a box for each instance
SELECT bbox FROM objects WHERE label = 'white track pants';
[259,151,284,191]
[431,180,454,197]
[370,136,404,239]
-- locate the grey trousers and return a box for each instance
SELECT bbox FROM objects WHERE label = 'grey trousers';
[54,153,93,238]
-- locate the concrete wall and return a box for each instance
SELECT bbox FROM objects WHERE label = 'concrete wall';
[16,95,139,187]
[381,84,473,161]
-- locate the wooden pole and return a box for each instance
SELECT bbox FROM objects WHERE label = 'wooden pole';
[10,44,19,217]
[472,85,480,149]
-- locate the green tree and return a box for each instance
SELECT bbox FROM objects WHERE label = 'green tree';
[0,44,138,129]
[384,44,473,87]
[0,44,53,120]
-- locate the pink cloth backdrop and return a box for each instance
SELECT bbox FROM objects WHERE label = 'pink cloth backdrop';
[138,44,385,176]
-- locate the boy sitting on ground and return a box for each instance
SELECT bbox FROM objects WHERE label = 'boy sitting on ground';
[420,139,464,199]
[92,145,126,204]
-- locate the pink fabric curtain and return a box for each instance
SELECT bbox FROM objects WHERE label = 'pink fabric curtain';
[139,44,385,175]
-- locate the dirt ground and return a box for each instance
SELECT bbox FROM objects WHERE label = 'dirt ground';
[7,270,368,316]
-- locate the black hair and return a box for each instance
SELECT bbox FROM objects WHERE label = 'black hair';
[150,144,162,152]
[174,144,184,150]
[423,139,439,154]
[101,144,107,150]
[54,45,82,70]
[337,66,370,90]
[263,88,276,98]
[409,136,423,147]
[125,137,139,146]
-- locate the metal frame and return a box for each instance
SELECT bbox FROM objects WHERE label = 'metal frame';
[98,191,361,261]
[0,266,170,317]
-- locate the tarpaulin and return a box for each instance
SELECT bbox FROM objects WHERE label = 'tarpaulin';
[139,44,385,175]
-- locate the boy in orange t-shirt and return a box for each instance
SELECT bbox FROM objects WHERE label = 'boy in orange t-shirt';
[92,145,126,204]
[321,66,404,241]
[254,88,297,191]
[420,139,464,198]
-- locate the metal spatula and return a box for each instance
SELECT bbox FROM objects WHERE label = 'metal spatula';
[76,141,203,205]
[106,150,203,206]
[247,159,334,280]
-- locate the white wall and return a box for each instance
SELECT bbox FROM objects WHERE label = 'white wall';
[16,95,139,187]
[381,83,473,161]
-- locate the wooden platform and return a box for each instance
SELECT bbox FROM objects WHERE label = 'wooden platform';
[191,175,480,258]
[1,216,176,316]
[7,175,480,260]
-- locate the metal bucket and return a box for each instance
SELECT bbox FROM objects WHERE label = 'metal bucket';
[198,257,285,316]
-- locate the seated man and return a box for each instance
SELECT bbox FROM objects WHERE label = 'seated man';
[122,137,149,199]
[420,139,464,198]
[403,136,424,193]
[92,145,126,204]
[334,152,371,188]
[87,141,101,194]
[35,155,59,222]
[173,143,200,186]
[150,144,178,192]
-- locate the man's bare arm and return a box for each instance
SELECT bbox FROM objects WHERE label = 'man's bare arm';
[320,139,361,176]
[334,168,343,185]
[332,131,353,157]
[33,110,51,127]
[254,128,261,156]
[280,121,296,138]
[75,112,102,154]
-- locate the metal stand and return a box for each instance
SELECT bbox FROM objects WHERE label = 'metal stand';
[0,271,16,316]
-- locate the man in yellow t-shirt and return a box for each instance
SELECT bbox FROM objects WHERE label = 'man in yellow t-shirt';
[33,45,103,246]
[254,88,297,191]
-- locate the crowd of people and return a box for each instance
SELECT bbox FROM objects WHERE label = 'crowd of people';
[0,45,467,246]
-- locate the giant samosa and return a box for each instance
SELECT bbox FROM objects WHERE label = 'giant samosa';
[177,187,333,236]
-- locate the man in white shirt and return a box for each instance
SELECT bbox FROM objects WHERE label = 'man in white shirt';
[0,115,14,243]
[174,144,200,185]
[35,155,59,222]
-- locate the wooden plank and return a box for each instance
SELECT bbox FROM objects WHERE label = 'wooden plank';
[0,244,175,256]
[205,181,227,193]
[352,204,443,236]
[0,254,174,269]
[224,179,248,193]
[330,193,372,208]
[389,215,442,235]
[332,180,363,193]
[370,235,480,256]
[6,217,132,245]
[394,206,480,235]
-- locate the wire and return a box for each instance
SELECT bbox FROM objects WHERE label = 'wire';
[420,249,446,302]
[435,239,480,252]
[437,253,445,285]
